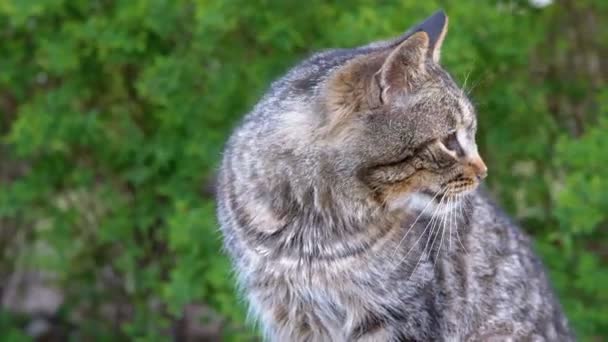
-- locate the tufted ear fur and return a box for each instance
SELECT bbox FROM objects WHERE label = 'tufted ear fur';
[378,31,430,101]
[324,10,448,133]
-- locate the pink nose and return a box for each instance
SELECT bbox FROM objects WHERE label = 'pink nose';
[468,155,488,180]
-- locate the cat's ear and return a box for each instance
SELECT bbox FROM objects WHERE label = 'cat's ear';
[377,10,448,100]
[323,11,448,133]
[378,31,430,100]
[414,9,448,63]
[324,32,430,132]
[324,52,386,133]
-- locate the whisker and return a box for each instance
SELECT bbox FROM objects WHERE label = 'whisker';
[426,207,445,263]
[407,222,437,280]
[391,186,445,256]
[433,196,450,268]
[449,195,456,251]
[455,194,468,254]
[461,65,474,97]
[465,69,489,96]
[405,202,442,270]
[429,196,449,255]
[452,195,458,249]
[394,188,447,262]
[407,191,448,278]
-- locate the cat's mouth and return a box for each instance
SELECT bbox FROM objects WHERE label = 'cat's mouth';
[421,177,478,200]
[445,177,477,195]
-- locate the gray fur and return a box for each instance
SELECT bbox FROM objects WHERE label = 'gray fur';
[216,11,573,342]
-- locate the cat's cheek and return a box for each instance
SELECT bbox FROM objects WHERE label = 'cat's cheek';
[386,193,414,212]
[387,192,437,214]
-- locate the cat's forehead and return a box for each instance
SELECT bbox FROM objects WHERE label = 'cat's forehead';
[428,68,476,128]
[395,82,476,136]
[455,95,476,128]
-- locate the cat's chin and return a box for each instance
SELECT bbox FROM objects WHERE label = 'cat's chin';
[388,191,465,216]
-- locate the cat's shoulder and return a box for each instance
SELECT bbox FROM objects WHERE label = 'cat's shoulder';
[470,187,518,228]
[469,188,541,259]
[471,188,532,236]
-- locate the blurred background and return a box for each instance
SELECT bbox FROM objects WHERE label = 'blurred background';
[0,0,606,341]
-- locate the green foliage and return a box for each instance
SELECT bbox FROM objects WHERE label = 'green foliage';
[0,311,30,342]
[541,93,608,338]
[0,0,605,340]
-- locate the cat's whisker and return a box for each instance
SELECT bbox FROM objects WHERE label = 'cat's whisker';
[452,194,458,250]
[432,196,450,268]
[449,194,454,251]
[412,191,447,256]
[406,201,442,269]
[452,195,459,247]
[427,205,445,262]
[461,194,473,221]
[461,65,474,97]
[406,191,448,279]
[365,187,436,261]
[407,221,437,280]
[455,194,468,254]
[465,71,489,96]
[431,195,450,253]
[467,76,481,93]
[391,186,446,257]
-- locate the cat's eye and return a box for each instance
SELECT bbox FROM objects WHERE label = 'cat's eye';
[441,132,463,156]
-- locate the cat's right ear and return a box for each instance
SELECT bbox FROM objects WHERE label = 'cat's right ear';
[323,32,429,134]
[378,31,430,101]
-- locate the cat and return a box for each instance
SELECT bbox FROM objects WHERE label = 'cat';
[216,10,574,342]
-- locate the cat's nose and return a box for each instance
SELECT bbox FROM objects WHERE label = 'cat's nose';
[467,154,487,180]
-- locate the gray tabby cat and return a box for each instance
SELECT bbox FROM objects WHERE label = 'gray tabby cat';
[216,10,573,342]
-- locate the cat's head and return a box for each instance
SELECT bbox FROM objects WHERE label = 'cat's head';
[318,11,487,211]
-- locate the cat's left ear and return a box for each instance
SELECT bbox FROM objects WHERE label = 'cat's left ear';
[411,9,448,62]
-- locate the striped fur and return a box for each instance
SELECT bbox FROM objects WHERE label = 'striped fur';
[216,10,573,341]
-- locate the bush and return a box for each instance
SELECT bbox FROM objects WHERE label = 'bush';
[0,0,606,340]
